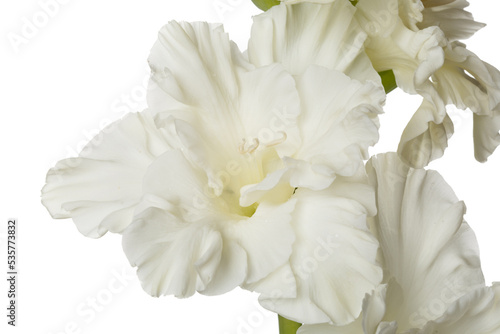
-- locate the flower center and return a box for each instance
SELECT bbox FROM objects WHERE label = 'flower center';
[217,134,291,218]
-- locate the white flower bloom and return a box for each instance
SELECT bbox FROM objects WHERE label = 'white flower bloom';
[298,153,499,334]
[42,20,384,307]
[355,0,500,167]
[144,20,384,318]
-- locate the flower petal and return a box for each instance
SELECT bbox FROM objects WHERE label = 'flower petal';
[282,157,337,190]
[417,283,500,334]
[148,21,242,123]
[375,322,398,334]
[123,207,223,297]
[297,284,397,334]
[473,111,500,162]
[366,153,484,331]
[147,21,248,163]
[258,176,382,325]
[398,0,424,32]
[41,111,172,237]
[240,66,384,198]
[294,66,384,178]
[248,0,380,82]
[418,0,486,41]
[242,263,297,299]
[363,285,389,334]
[432,42,500,162]
[398,99,454,168]
[356,0,446,92]
[226,200,297,284]
[435,42,500,116]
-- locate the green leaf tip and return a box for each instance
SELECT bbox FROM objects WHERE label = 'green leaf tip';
[278,315,302,334]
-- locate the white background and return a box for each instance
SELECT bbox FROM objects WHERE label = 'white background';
[1,1,500,333]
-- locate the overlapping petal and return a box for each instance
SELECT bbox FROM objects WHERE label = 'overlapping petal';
[293,66,384,178]
[255,172,382,325]
[299,152,488,332]
[123,149,297,297]
[240,65,384,204]
[123,207,224,298]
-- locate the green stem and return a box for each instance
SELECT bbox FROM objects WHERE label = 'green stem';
[379,69,398,94]
[279,315,302,334]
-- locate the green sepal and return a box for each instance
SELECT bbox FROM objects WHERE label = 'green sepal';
[251,0,281,11]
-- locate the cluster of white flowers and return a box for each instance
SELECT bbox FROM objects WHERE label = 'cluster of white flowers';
[42,0,500,333]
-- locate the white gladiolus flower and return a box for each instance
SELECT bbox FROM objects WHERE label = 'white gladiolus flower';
[298,153,500,334]
[42,19,384,314]
[354,0,500,167]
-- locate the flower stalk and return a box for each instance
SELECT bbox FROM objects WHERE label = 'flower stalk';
[379,70,397,94]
